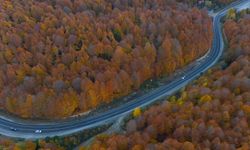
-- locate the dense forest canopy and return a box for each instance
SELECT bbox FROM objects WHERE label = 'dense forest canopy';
[86,13,250,150]
[0,0,212,118]
[0,1,249,150]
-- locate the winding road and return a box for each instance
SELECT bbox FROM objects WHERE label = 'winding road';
[0,0,249,139]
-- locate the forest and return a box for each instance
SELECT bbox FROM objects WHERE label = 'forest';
[1,8,249,150]
[0,0,249,150]
[0,0,212,118]
[84,12,250,150]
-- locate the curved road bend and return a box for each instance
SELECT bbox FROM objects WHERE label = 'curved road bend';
[0,0,249,139]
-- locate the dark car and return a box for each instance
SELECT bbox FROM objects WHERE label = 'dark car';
[10,127,17,131]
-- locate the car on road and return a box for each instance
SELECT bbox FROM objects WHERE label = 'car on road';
[181,76,186,80]
[10,127,17,131]
[35,129,42,133]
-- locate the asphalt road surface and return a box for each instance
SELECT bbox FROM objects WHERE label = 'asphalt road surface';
[0,0,249,139]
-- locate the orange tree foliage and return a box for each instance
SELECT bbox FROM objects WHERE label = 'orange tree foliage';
[0,138,64,150]
[88,15,250,149]
[0,0,212,118]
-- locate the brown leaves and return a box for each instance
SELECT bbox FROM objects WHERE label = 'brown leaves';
[0,0,212,119]
[89,15,250,149]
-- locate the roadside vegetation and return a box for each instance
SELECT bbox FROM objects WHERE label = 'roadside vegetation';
[0,123,111,150]
[0,0,212,119]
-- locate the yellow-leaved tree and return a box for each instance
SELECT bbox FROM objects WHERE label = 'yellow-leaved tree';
[227,8,236,20]
[199,94,212,103]
[133,107,141,118]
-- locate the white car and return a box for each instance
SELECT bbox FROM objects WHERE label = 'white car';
[35,129,42,133]
[182,76,186,80]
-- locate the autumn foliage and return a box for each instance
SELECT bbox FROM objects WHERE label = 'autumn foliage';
[0,138,63,150]
[88,15,250,149]
[0,0,212,118]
